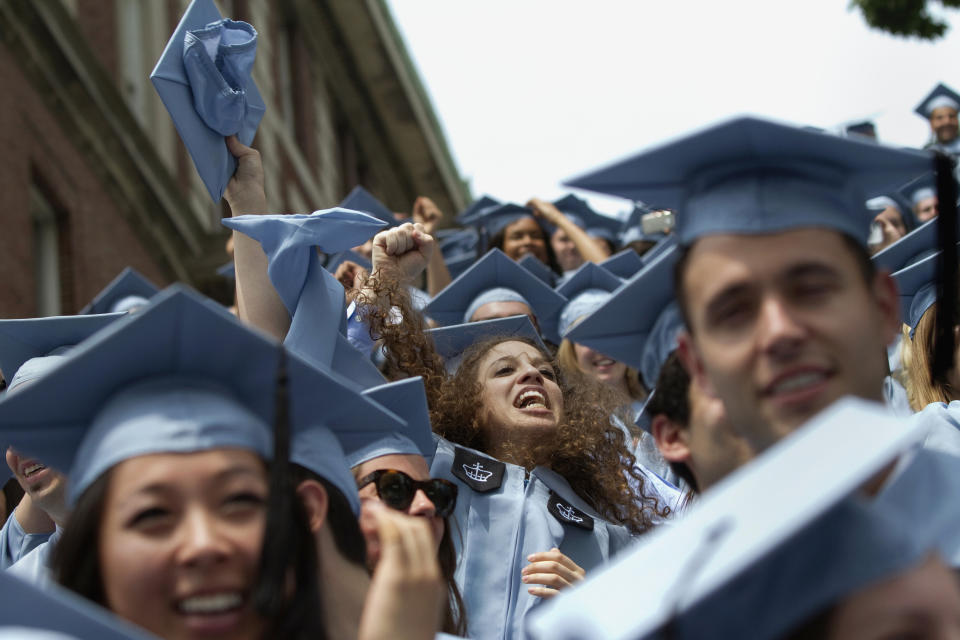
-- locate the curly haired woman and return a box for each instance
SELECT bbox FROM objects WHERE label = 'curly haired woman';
[360,223,668,639]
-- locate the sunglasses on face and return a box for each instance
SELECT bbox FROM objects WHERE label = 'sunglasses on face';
[357,469,458,519]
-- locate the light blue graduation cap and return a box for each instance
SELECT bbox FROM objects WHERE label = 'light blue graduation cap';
[426,314,546,374]
[0,312,123,392]
[339,186,401,228]
[517,253,556,286]
[222,208,388,388]
[437,227,479,257]
[551,194,621,242]
[324,249,372,273]
[0,571,155,639]
[333,376,436,468]
[600,249,644,279]
[915,83,960,118]
[424,249,566,338]
[469,202,539,237]
[566,244,683,388]
[866,191,917,230]
[641,235,679,266]
[872,217,939,273]
[553,262,622,343]
[564,116,932,247]
[892,248,948,337]
[443,251,476,281]
[456,195,501,226]
[527,398,932,640]
[80,267,160,315]
[150,0,265,202]
[0,286,404,506]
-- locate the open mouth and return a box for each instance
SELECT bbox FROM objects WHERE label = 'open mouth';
[767,371,828,395]
[593,358,615,368]
[23,462,47,478]
[514,388,549,410]
[176,592,244,616]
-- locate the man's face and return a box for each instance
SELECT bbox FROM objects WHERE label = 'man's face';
[930,106,959,145]
[678,229,899,450]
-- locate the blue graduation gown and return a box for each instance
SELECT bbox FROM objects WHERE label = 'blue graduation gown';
[430,437,634,640]
[8,527,60,587]
[0,515,52,570]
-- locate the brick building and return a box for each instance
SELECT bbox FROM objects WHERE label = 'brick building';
[0,0,467,317]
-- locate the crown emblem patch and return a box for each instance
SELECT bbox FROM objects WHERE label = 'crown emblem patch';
[548,491,594,531]
[452,447,504,492]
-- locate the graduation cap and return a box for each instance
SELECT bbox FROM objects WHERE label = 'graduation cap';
[0,286,404,508]
[565,244,683,388]
[551,194,622,242]
[892,247,952,337]
[0,570,155,639]
[600,249,644,279]
[915,82,960,118]
[844,120,877,139]
[222,208,388,388]
[426,315,546,374]
[901,172,938,209]
[0,312,124,392]
[640,235,679,266]
[339,186,401,228]
[424,249,566,338]
[872,217,940,272]
[150,0,266,202]
[468,202,540,238]
[80,267,160,315]
[443,251,476,281]
[324,376,438,470]
[553,262,622,342]
[526,398,932,640]
[517,253,556,286]
[437,227,479,257]
[456,195,501,226]
[564,115,932,247]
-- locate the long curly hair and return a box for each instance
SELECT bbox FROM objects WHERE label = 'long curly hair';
[358,270,667,534]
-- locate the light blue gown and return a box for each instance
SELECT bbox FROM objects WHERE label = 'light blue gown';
[0,516,52,570]
[430,437,634,640]
[7,528,59,586]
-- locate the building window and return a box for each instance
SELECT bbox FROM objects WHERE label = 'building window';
[29,185,65,316]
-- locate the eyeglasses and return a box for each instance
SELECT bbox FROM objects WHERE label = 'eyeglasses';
[357,469,458,519]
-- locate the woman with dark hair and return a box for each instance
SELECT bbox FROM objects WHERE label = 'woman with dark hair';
[0,288,408,640]
[479,200,608,277]
[359,224,668,638]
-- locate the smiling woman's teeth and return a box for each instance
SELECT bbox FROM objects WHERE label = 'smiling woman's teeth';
[178,592,243,615]
[772,372,825,393]
[516,390,547,409]
[24,463,45,477]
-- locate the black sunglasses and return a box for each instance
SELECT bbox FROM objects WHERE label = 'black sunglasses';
[357,469,458,519]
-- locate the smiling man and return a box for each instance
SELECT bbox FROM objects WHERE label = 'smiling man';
[566,116,931,451]
[916,83,960,156]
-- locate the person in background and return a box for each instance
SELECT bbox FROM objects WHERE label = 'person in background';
[915,82,960,155]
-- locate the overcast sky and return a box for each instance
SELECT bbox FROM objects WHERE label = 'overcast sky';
[386,0,959,217]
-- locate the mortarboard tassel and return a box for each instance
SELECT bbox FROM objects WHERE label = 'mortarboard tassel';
[931,153,958,386]
[254,347,294,616]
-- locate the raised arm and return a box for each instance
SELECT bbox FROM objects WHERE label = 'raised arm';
[527,197,611,264]
[411,197,453,296]
[223,136,291,342]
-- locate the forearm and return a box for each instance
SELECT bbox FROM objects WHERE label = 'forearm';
[425,246,452,296]
[555,216,609,263]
